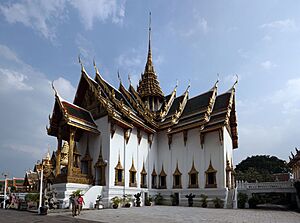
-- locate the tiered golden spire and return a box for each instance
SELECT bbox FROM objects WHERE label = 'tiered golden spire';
[137,12,164,100]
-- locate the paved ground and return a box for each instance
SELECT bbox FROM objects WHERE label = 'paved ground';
[1,206,300,223]
[0,209,98,223]
[50,206,300,223]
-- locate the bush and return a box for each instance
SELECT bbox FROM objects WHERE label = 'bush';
[25,193,39,203]
[248,197,258,209]
[200,194,208,208]
[154,193,163,205]
[237,193,248,209]
[145,195,153,206]
[213,197,223,208]
[111,196,122,208]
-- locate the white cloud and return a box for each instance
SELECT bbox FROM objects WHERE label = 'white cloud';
[261,60,277,70]
[0,44,76,177]
[0,45,22,63]
[270,78,300,114]
[182,17,208,37]
[0,68,33,91]
[53,77,76,102]
[168,12,209,38]
[0,0,66,41]
[0,0,126,40]
[237,49,249,59]
[262,35,272,41]
[70,0,126,29]
[75,33,96,64]
[260,19,297,32]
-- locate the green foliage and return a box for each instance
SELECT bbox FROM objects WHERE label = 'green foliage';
[154,193,163,205]
[237,192,248,209]
[25,193,39,203]
[111,196,122,206]
[145,195,153,206]
[235,155,289,182]
[122,194,133,206]
[200,194,208,208]
[213,197,223,208]
[248,197,259,209]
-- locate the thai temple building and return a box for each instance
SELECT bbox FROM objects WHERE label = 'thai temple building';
[46,17,238,208]
[289,148,300,180]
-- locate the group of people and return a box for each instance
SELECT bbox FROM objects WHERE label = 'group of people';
[70,194,85,217]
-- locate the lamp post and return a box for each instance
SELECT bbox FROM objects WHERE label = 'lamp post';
[38,161,44,214]
[2,173,8,209]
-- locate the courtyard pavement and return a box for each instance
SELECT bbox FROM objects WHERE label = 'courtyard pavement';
[49,206,300,223]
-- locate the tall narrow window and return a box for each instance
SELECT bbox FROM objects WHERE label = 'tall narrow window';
[114,154,124,186]
[140,162,147,188]
[205,159,217,188]
[173,161,182,189]
[129,158,137,187]
[188,160,199,188]
[94,144,107,186]
[159,164,167,189]
[151,165,157,189]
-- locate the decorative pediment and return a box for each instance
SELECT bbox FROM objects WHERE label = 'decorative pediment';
[205,159,217,174]
[129,157,137,173]
[141,161,147,175]
[115,154,123,170]
[159,164,167,177]
[173,161,182,176]
[188,160,199,175]
[151,164,157,176]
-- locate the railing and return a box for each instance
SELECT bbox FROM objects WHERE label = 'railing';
[237,180,294,190]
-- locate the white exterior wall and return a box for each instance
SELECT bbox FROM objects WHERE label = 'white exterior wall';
[59,115,235,207]
[77,116,110,186]
[203,131,224,188]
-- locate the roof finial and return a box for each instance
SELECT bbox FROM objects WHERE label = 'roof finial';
[78,54,86,73]
[128,74,132,86]
[233,74,238,88]
[51,81,57,96]
[186,80,191,92]
[117,70,122,84]
[176,79,179,88]
[146,11,153,68]
[149,11,152,51]
[93,59,100,75]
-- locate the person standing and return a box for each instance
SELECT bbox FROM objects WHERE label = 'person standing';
[77,195,84,215]
[70,195,78,217]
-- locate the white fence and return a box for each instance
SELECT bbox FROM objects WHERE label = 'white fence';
[237,180,295,194]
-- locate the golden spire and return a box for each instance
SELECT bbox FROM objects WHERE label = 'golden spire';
[147,11,152,68]
[137,12,164,101]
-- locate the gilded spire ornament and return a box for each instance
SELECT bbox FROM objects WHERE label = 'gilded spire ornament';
[137,12,164,102]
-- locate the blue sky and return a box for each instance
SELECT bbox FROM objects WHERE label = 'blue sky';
[0,0,300,177]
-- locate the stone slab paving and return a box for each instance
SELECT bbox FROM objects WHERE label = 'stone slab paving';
[0,209,98,223]
[50,206,300,223]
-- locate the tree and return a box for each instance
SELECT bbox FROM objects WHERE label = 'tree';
[235,155,289,182]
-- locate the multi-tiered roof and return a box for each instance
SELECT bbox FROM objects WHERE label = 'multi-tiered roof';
[47,16,238,149]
